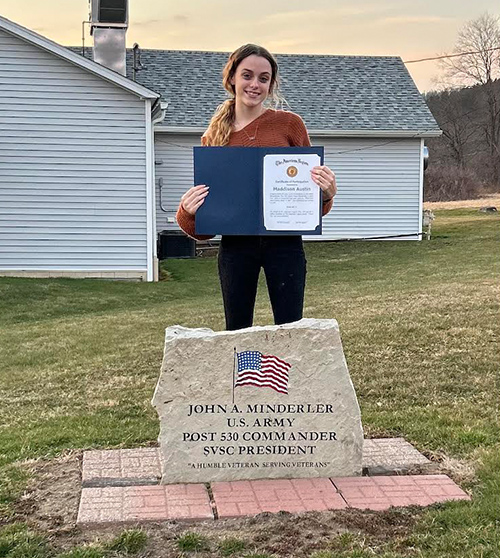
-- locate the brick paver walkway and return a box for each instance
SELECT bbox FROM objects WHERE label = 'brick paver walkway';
[331,474,469,511]
[78,484,213,524]
[362,438,436,475]
[212,478,347,517]
[81,439,434,488]
[82,448,161,487]
[77,441,468,525]
[77,475,470,524]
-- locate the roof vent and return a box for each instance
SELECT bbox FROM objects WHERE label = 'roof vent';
[91,0,128,25]
[90,0,128,76]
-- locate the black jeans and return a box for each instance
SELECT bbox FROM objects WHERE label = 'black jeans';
[218,235,307,331]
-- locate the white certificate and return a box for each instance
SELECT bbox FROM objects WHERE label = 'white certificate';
[263,153,321,231]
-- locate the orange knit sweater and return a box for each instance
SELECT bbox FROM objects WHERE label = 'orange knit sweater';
[176,109,334,240]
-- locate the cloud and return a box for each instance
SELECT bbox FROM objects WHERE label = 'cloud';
[173,15,189,24]
[260,3,395,24]
[134,19,163,27]
[257,4,399,31]
[266,39,310,52]
[376,16,453,25]
[332,5,393,17]
[261,10,324,24]
[134,15,189,28]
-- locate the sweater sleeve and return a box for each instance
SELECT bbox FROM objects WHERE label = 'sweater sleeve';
[287,112,311,148]
[175,204,215,241]
[287,112,334,216]
[321,198,334,216]
[175,134,215,241]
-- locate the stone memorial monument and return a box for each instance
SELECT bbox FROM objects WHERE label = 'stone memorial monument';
[152,318,363,484]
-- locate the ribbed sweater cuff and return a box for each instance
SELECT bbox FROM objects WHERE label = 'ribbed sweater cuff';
[322,198,334,216]
[175,205,215,241]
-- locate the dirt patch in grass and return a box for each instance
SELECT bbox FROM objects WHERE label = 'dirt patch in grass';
[141,508,420,557]
[9,454,428,557]
[12,452,81,537]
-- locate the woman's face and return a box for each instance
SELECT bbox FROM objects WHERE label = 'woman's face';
[230,54,273,109]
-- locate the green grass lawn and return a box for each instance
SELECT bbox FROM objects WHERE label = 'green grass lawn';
[0,209,499,557]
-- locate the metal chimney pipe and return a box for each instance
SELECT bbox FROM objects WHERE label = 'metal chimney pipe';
[132,43,143,82]
[90,0,129,76]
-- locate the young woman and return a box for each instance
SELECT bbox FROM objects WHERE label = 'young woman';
[176,44,337,331]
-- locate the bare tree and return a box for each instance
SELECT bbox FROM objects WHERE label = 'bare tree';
[426,90,478,169]
[439,13,500,185]
[440,13,500,85]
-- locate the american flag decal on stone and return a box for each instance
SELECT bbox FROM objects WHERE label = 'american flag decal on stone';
[235,350,291,394]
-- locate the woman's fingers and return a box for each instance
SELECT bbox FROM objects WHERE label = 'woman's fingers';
[181,184,208,203]
[184,193,206,209]
[311,166,337,198]
[192,198,206,212]
[184,193,208,214]
[181,185,209,215]
[311,166,334,181]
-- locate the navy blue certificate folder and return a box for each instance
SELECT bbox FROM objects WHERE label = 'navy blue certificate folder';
[194,146,324,236]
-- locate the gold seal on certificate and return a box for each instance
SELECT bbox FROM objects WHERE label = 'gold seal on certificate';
[263,154,321,231]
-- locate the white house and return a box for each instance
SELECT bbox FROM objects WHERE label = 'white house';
[0,14,160,281]
[0,4,441,282]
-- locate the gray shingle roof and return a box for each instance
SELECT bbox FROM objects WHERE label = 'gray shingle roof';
[72,47,440,134]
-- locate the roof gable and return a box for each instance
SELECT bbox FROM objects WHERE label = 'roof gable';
[0,14,158,100]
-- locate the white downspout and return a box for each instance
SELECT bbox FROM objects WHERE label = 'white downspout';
[145,100,166,281]
[153,102,168,125]
[145,99,155,281]
[418,138,424,242]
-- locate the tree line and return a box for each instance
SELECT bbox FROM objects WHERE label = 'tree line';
[423,13,500,201]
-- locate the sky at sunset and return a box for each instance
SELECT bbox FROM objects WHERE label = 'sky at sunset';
[0,0,498,92]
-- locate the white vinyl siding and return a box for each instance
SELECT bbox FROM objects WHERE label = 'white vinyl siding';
[154,133,422,241]
[312,137,422,240]
[0,28,148,271]
[154,133,197,233]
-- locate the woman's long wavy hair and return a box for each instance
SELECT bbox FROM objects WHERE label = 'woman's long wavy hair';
[203,44,287,146]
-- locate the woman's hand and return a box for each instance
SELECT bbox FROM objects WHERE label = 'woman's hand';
[311,166,337,201]
[181,185,209,215]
